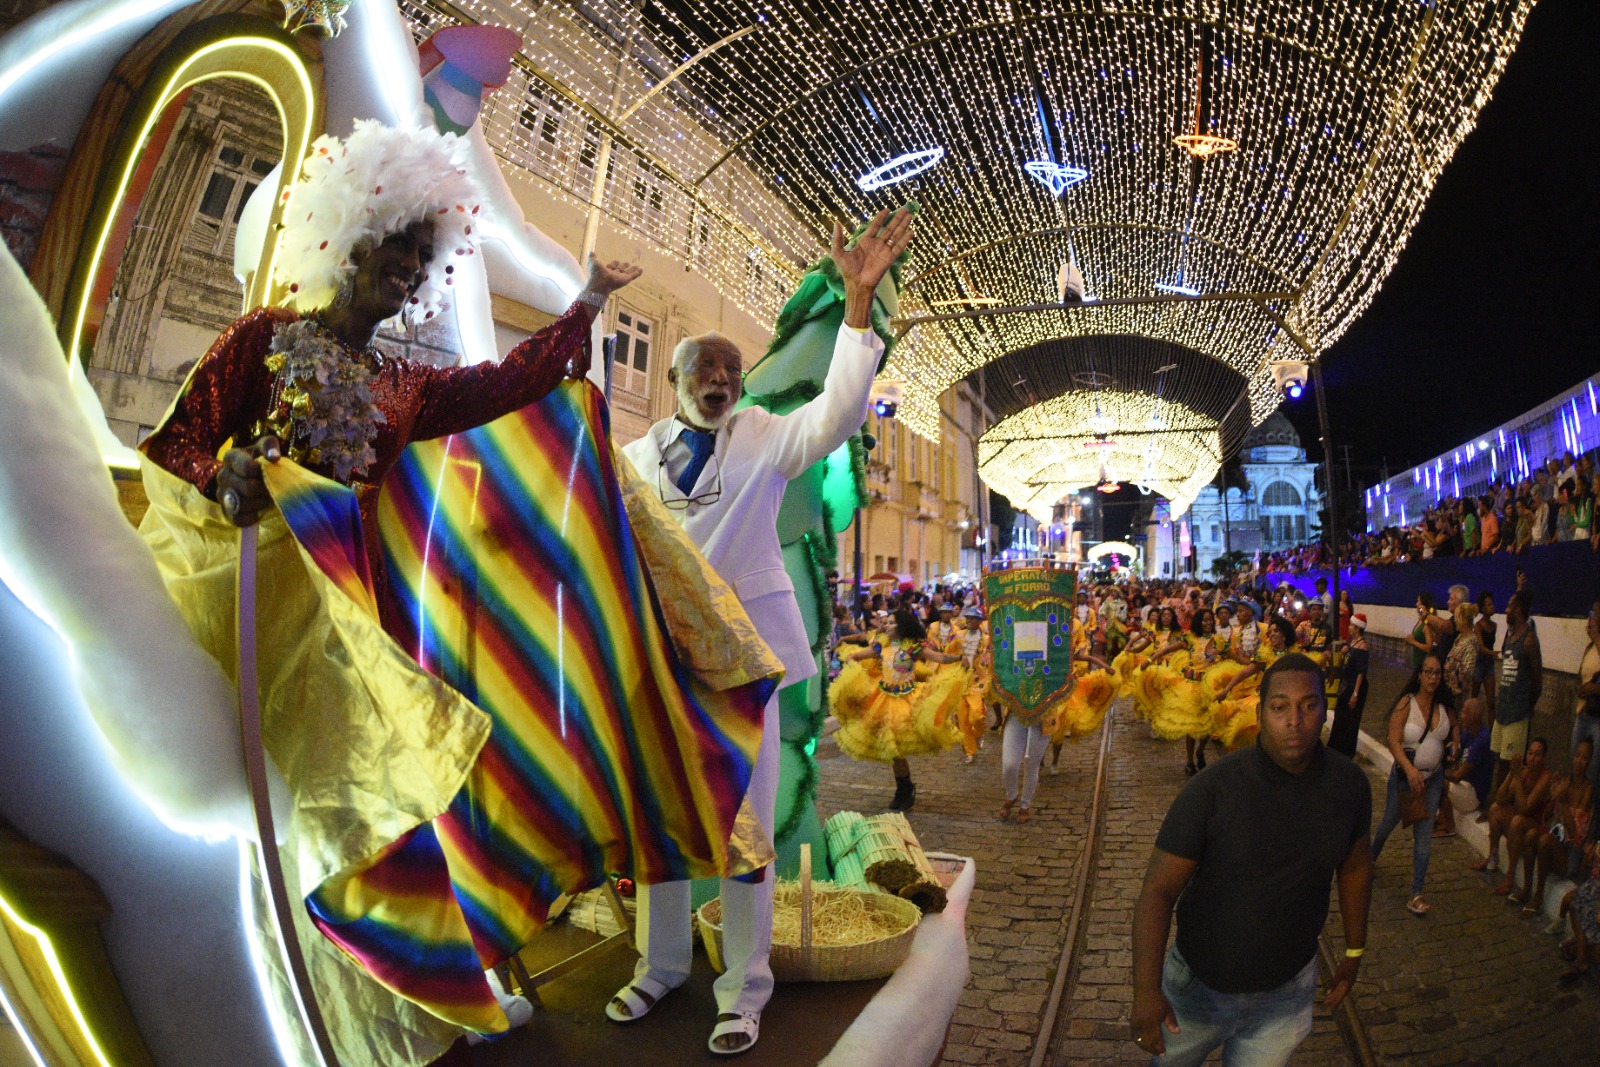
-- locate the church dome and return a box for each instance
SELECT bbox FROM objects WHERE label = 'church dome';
[1242,410,1300,452]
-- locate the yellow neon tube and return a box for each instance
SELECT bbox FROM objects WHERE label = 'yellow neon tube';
[65,34,317,368]
[0,891,115,1067]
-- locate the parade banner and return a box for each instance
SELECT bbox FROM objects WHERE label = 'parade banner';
[983,562,1078,725]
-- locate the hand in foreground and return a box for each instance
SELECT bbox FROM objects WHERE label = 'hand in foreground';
[1130,987,1179,1056]
[831,207,914,295]
[217,435,280,528]
[586,253,643,296]
[1323,955,1360,1009]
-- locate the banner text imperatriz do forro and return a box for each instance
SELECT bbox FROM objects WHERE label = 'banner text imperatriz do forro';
[983,566,1077,726]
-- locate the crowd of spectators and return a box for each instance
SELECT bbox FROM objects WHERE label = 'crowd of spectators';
[1252,450,1599,578]
[842,562,1600,983]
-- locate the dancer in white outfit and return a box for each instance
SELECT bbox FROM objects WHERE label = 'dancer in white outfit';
[616,207,915,1054]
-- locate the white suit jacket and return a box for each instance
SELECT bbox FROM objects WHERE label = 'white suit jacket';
[622,324,883,690]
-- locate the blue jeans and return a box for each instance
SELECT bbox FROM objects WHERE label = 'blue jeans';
[1152,946,1317,1067]
[1371,764,1446,895]
[1571,715,1600,795]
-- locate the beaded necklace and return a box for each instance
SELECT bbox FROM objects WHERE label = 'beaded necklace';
[260,315,388,483]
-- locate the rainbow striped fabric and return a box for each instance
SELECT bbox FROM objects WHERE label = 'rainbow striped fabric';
[276,381,773,1032]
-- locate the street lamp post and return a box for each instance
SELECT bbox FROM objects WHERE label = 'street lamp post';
[1310,360,1341,622]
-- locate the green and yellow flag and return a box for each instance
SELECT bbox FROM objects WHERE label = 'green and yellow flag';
[984,563,1078,726]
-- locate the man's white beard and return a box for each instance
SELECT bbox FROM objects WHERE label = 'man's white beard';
[677,379,733,432]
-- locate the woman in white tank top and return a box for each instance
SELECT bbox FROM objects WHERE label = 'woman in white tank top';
[1371,652,1460,917]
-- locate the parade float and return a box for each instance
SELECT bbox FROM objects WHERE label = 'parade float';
[0,3,973,1064]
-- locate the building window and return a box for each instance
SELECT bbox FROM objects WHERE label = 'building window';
[517,81,566,156]
[1261,481,1302,507]
[191,143,275,257]
[612,308,652,396]
[874,555,885,574]
[887,556,898,572]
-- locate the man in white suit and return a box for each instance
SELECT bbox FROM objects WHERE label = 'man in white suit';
[612,207,914,1054]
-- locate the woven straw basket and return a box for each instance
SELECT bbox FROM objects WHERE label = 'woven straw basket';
[696,844,921,982]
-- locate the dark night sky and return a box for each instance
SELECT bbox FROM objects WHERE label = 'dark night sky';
[1279,0,1599,486]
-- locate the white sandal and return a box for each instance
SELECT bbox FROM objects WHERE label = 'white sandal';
[708,1011,760,1055]
[605,973,676,1023]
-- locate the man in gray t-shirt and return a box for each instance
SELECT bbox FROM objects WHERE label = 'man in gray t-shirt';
[1131,654,1373,1066]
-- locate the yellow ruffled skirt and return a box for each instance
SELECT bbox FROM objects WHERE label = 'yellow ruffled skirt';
[1144,662,1214,740]
[1112,649,1149,698]
[1045,669,1118,744]
[956,671,991,756]
[1212,671,1263,749]
[831,660,966,762]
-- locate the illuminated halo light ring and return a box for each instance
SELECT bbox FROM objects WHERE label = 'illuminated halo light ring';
[1022,161,1088,196]
[855,147,944,191]
[1173,132,1238,159]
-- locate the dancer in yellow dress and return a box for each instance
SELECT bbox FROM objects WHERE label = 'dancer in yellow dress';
[832,608,964,810]
[1045,631,1117,771]
[1212,615,1296,750]
[1196,599,1261,742]
[915,603,959,681]
[952,605,992,763]
[1124,606,1180,718]
[1149,609,1225,774]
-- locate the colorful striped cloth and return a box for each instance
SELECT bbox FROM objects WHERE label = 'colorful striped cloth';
[271,381,774,1032]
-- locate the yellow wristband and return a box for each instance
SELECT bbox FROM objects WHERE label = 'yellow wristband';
[1344,948,1364,958]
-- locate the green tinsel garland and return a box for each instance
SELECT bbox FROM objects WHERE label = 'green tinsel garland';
[741,379,820,415]
[775,733,818,846]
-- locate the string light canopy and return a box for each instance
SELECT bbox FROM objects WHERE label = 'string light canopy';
[979,389,1222,519]
[974,334,1245,519]
[401,0,1533,508]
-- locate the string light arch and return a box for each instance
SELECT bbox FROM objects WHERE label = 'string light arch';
[404,0,1533,503]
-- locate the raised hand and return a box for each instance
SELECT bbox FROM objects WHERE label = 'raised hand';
[833,208,914,329]
[586,253,644,296]
[831,207,914,296]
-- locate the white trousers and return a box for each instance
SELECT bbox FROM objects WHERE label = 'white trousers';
[634,690,780,1015]
[1001,717,1046,807]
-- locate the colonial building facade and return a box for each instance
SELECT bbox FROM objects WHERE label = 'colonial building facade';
[1147,411,1322,578]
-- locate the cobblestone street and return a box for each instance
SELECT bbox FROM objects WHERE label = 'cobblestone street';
[815,651,1600,1066]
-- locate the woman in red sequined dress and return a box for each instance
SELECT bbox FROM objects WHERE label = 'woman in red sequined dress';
[137,122,642,1058]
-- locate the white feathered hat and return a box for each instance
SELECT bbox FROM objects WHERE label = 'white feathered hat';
[277,120,482,323]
